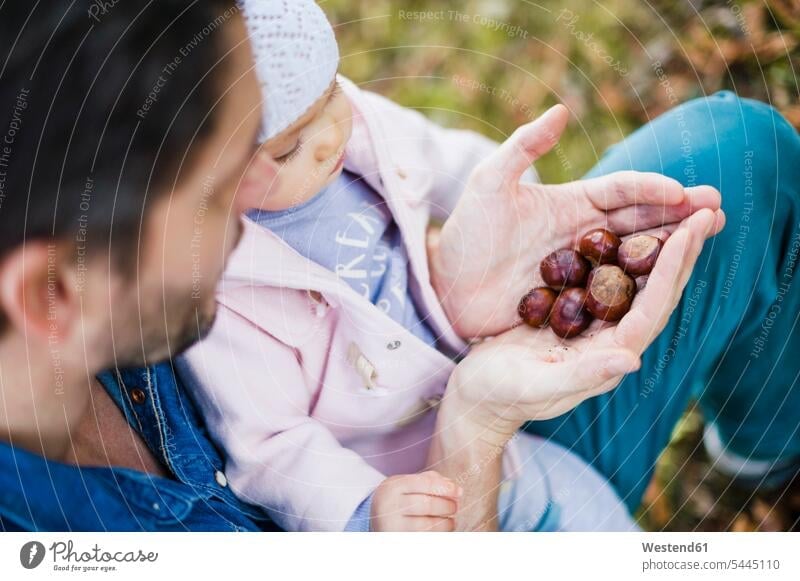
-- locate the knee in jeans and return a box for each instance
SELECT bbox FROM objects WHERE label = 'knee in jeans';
[689,91,798,161]
[683,92,799,205]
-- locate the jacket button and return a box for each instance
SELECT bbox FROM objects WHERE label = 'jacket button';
[215,470,228,487]
[131,389,147,405]
[396,167,408,180]
[307,290,329,318]
[347,343,378,390]
[424,395,443,409]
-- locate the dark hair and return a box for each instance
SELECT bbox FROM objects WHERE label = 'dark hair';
[0,0,236,273]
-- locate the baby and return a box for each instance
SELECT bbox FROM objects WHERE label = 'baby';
[179,0,636,532]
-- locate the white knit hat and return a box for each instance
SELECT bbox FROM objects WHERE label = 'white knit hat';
[240,0,340,143]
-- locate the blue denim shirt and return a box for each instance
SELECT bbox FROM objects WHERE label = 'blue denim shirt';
[0,362,277,531]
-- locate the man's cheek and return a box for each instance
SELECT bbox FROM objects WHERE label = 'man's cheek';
[228,217,245,254]
[196,227,233,287]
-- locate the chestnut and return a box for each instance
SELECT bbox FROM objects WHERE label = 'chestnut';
[540,249,591,288]
[617,235,662,276]
[549,287,593,339]
[585,265,636,322]
[579,228,622,265]
[518,287,557,327]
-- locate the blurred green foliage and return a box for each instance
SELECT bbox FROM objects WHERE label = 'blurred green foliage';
[325,0,799,183]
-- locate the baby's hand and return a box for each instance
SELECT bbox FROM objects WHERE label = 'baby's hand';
[370,471,462,532]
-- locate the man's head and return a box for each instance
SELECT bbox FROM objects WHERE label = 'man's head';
[0,1,270,371]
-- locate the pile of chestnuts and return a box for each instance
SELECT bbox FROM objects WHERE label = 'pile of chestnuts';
[518,229,662,338]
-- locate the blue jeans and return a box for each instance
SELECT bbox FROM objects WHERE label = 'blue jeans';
[527,91,800,512]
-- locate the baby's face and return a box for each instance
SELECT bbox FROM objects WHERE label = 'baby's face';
[256,78,353,210]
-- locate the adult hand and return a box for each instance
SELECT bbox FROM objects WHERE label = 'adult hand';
[430,104,724,338]
[439,207,724,445]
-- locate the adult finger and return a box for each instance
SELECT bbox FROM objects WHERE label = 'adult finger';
[566,171,709,211]
[612,208,725,245]
[605,186,722,234]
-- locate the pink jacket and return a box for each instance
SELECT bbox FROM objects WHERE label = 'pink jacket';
[180,76,538,531]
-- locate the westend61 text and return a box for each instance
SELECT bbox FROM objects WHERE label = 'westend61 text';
[642,542,708,553]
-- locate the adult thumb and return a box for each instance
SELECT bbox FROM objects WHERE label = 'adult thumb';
[476,104,569,191]
[562,347,641,394]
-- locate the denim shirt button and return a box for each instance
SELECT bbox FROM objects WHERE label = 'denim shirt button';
[214,470,228,487]
[130,388,147,405]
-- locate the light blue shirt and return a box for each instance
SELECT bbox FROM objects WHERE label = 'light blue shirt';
[248,169,437,346]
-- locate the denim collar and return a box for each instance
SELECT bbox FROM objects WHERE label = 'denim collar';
[0,361,270,531]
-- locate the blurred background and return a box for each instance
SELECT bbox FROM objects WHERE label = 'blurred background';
[322,0,800,531]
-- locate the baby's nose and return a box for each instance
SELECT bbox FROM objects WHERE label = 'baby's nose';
[314,120,344,162]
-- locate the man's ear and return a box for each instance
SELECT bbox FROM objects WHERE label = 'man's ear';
[0,240,80,343]
[237,148,280,210]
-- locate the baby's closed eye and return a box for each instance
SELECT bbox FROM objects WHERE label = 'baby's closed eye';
[275,139,303,163]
